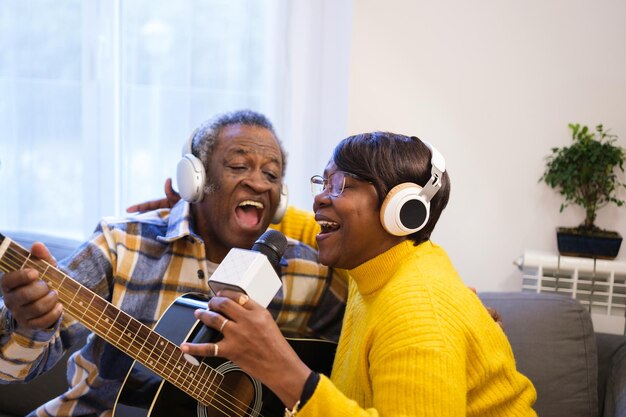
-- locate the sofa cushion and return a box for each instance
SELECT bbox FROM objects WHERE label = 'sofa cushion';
[597,333,626,417]
[479,292,598,417]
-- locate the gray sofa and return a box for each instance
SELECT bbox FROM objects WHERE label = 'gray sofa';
[480,292,626,417]
[1,231,625,417]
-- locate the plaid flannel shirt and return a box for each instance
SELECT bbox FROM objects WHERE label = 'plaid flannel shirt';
[0,201,346,417]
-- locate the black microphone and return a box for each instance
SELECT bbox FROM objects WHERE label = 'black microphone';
[191,229,288,344]
[251,229,288,274]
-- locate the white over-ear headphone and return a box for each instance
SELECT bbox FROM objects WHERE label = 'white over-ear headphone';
[176,129,288,224]
[272,183,289,224]
[177,129,205,204]
[380,138,446,236]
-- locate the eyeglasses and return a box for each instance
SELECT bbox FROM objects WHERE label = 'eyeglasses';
[310,171,366,197]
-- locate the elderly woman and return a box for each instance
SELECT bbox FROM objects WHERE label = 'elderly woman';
[181,131,537,417]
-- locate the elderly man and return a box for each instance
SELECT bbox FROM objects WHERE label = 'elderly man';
[0,109,346,416]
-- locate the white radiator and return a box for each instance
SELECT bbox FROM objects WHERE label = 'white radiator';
[515,250,626,335]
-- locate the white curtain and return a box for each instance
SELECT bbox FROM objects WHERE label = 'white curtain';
[275,0,352,212]
[0,0,352,239]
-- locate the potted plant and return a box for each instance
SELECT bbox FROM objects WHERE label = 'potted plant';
[540,123,626,259]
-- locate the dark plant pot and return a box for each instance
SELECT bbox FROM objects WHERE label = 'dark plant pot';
[556,227,623,259]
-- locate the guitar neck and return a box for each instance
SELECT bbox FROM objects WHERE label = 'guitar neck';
[0,234,221,406]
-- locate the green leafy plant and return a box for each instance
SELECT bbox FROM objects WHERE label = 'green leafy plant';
[540,123,626,234]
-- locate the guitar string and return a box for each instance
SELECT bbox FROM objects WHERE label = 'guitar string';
[0,245,272,417]
[0,250,258,417]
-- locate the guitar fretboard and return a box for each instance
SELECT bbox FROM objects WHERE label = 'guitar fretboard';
[0,235,223,406]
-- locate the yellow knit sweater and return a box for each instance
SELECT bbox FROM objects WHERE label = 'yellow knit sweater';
[274,208,537,416]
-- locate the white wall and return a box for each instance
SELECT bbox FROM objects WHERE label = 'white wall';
[347,0,626,290]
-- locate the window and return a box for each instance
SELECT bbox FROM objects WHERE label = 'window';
[0,0,351,240]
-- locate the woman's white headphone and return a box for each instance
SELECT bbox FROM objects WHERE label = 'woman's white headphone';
[380,139,446,236]
[176,129,288,224]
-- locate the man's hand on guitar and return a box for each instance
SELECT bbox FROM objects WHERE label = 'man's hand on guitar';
[126,178,181,213]
[180,290,312,409]
[1,243,63,331]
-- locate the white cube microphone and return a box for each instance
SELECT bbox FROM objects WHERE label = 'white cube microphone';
[208,229,288,308]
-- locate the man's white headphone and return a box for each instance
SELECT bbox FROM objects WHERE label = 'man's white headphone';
[380,139,446,236]
[176,129,288,224]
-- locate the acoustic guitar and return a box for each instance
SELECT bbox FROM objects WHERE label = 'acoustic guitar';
[0,234,336,417]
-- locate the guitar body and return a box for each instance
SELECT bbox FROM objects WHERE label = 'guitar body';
[114,295,336,417]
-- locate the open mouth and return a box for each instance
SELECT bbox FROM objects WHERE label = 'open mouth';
[235,200,264,228]
[317,220,340,235]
